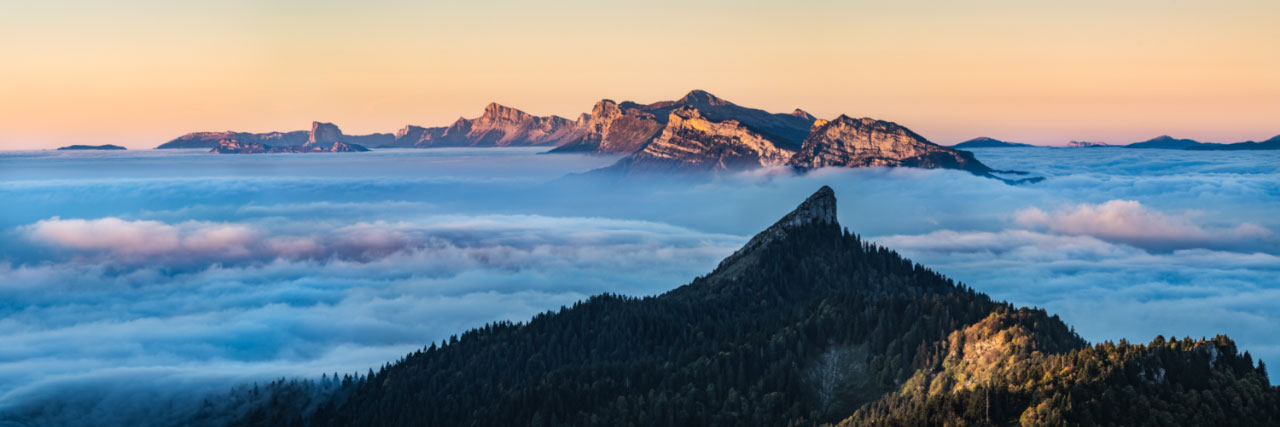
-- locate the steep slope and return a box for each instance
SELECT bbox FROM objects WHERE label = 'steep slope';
[952,137,1032,148]
[599,107,798,174]
[547,100,665,154]
[790,116,994,177]
[551,90,814,155]
[388,103,584,148]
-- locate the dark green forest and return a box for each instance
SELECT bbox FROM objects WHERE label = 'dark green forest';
[191,187,1277,426]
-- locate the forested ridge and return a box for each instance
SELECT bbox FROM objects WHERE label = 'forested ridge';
[192,186,1276,426]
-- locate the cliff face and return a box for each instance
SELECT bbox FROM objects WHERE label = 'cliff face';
[390,103,584,148]
[613,107,797,173]
[549,100,665,153]
[790,116,991,175]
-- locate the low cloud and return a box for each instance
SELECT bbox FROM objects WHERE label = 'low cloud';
[1014,200,1272,251]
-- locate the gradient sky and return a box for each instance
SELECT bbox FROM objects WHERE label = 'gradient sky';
[2,0,1278,149]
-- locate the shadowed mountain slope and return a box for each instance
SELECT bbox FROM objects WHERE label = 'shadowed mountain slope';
[187,186,1276,427]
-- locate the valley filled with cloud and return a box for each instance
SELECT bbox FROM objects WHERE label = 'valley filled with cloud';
[0,147,1276,425]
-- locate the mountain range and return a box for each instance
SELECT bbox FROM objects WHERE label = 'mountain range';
[157,90,1014,180]
[179,186,1278,426]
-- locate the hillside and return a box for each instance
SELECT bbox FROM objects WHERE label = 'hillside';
[184,186,1276,426]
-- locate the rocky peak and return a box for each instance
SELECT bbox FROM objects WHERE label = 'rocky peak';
[480,102,532,124]
[790,109,815,121]
[790,115,994,176]
[677,90,732,107]
[713,186,838,274]
[775,185,837,228]
[308,121,343,145]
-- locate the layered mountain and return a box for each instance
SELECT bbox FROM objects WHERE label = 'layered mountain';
[386,103,584,148]
[193,186,1276,427]
[210,138,369,154]
[951,137,1032,148]
[572,91,1022,181]
[552,90,814,154]
[157,122,392,149]
[56,144,126,150]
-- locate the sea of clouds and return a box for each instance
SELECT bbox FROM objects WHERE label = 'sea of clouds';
[0,146,1276,425]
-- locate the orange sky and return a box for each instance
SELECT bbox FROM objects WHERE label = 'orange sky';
[2,0,1278,149]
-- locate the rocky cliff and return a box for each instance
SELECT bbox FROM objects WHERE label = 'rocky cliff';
[388,103,584,148]
[608,107,798,173]
[790,116,992,175]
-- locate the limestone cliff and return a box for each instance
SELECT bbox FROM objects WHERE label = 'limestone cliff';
[789,116,992,176]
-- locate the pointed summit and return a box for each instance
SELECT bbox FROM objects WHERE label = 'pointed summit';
[678,89,732,107]
[713,186,838,274]
[773,185,837,229]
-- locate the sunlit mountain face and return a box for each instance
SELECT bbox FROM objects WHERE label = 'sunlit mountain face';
[0,146,1277,425]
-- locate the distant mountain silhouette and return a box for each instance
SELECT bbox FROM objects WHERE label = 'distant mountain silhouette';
[951,137,1032,148]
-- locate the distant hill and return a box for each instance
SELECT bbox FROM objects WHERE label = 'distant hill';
[188,187,1278,427]
[952,137,1032,148]
[1187,134,1280,151]
[56,144,126,151]
[1124,135,1214,149]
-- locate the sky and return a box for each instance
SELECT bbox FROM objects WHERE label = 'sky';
[2,0,1279,149]
[0,147,1277,425]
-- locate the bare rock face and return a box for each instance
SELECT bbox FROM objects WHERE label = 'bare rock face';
[713,186,837,277]
[392,103,584,148]
[789,116,991,175]
[307,122,344,146]
[551,100,665,153]
[615,107,798,173]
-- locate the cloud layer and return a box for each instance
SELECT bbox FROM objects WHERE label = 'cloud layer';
[0,147,1278,425]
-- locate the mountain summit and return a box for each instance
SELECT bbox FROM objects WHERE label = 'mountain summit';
[194,186,1277,426]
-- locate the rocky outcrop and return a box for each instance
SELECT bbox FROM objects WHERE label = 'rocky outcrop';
[609,107,798,173]
[306,122,343,146]
[210,138,369,154]
[549,100,665,153]
[389,103,584,148]
[710,186,837,280]
[790,116,992,175]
